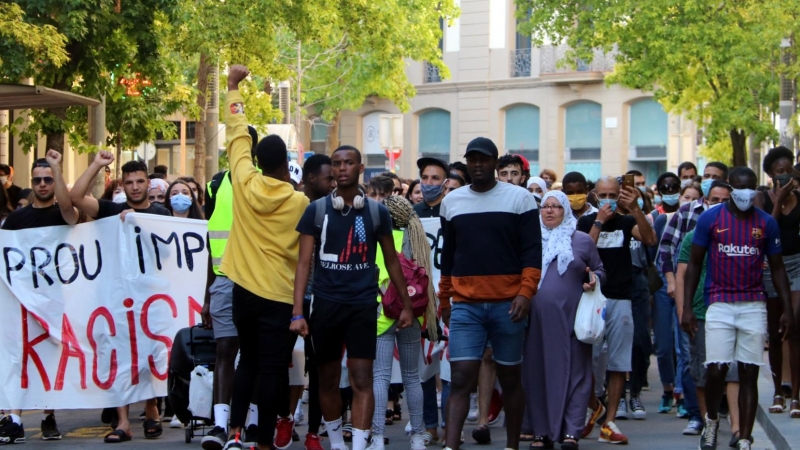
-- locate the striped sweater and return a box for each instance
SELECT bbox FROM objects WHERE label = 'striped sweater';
[438,182,542,307]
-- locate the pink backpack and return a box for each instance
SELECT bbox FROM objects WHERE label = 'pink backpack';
[382,253,430,319]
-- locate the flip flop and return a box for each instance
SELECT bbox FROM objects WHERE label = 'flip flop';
[342,423,353,442]
[143,419,163,439]
[104,429,132,443]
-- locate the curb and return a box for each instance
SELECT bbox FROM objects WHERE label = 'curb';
[756,367,799,450]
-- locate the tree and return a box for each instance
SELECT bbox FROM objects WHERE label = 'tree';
[516,0,788,167]
[0,2,68,71]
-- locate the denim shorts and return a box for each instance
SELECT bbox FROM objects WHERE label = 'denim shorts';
[448,300,527,366]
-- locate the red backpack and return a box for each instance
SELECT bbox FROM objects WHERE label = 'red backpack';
[382,253,430,319]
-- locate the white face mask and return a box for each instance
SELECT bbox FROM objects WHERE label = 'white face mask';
[112,192,127,204]
[730,188,757,211]
[680,178,693,189]
[0,176,7,185]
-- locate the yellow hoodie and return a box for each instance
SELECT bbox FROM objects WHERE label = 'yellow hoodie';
[219,91,309,304]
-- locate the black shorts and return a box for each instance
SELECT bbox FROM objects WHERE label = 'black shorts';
[308,295,377,364]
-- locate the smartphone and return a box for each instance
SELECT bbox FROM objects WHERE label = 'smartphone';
[622,174,635,190]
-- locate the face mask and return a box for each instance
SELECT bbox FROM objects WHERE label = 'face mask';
[420,182,445,204]
[170,193,193,213]
[567,193,587,211]
[775,174,793,188]
[637,198,644,210]
[681,178,693,189]
[0,176,7,185]
[112,193,127,204]
[637,186,647,193]
[701,178,714,197]
[730,188,756,211]
[533,193,542,202]
[662,193,680,206]
[598,198,617,212]
[654,195,662,205]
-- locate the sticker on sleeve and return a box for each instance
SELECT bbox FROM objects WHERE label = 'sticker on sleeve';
[230,102,245,114]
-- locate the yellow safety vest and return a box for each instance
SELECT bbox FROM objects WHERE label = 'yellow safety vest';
[376,229,423,335]
[207,172,233,276]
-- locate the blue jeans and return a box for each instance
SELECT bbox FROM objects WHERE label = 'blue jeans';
[652,277,677,390]
[677,327,702,421]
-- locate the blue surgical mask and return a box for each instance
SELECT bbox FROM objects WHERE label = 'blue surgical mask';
[170,193,193,213]
[701,178,714,197]
[637,198,644,210]
[654,195,662,205]
[420,182,445,204]
[637,186,647,193]
[662,193,680,206]
[598,199,617,212]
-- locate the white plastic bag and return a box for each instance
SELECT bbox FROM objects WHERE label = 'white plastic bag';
[188,365,214,419]
[574,279,606,345]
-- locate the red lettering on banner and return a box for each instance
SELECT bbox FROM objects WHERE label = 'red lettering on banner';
[21,306,51,390]
[141,294,177,381]
[54,315,87,390]
[126,308,139,385]
[188,296,202,327]
[87,307,118,390]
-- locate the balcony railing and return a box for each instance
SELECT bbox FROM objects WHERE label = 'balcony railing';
[424,62,442,83]
[510,48,532,78]
[540,45,617,74]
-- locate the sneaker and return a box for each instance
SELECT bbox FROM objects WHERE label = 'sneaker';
[467,393,479,422]
[598,421,628,444]
[244,425,259,446]
[736,440,751,450]
[676,399,689,418]
[582,403,606,439]
[683,420,703,436]
[202,426,228,450]
[366,434,384,450]
[472,425,491,444]
[301,389,310,404]
[658,394,674,414]
[304,433,324,450]
[294,403,305,425]
[727,432,740,449]
[0,417,25,445]
[275,418,294,450]
[615,397,629,420]
[410,433,426,450]
[40,414,62,440]
[699,415,720,450]
[170,415,183,428]
[630,396,646,420]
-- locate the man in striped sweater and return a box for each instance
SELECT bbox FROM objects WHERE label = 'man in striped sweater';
[439,137,542,450]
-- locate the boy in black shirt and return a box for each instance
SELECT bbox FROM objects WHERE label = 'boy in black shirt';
[0,150,79,444]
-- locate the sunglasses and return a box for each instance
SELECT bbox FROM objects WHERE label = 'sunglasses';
[32,177,54,186]
[659,183,680,192]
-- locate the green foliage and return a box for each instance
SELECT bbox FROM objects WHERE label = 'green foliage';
[0,2,68,72]
[699,140,733,167]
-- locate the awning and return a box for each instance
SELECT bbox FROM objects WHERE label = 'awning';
[0,84,100,109]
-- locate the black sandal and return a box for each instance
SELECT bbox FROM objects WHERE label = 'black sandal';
[104,429,132,443]
[561,434,579,450]
[530,436,554,450]
[143,419,162,439]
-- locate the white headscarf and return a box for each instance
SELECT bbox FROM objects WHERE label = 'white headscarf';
[539,190,576,287]
[527,176,548,195]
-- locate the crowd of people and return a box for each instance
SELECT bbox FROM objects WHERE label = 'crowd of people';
[1,64,799,450]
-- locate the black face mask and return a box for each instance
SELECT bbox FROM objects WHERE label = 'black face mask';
[775,174,793,189]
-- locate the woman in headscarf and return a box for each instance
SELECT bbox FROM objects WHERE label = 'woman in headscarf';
[147,178,169,204]
[523,191,605,450]
[527,177,548,205]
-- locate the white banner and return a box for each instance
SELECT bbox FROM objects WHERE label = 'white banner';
[0,214,208,410]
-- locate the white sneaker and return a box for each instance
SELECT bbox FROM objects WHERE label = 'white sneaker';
[467,393,479,422]
[294,402,305,425]
[366,435,384,450]
[301,389,309,404]
[410,433,426,450]
[169,415,182,428]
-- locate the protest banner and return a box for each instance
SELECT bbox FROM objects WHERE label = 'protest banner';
[0,214,208,410]
[419,217,447,382]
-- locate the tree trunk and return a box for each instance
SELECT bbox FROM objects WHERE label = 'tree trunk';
[729,129,747,168]
[193,53,212,185]
[45,106,67,154]
[326,112,340,154]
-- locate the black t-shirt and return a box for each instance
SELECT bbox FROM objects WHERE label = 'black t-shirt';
[96,199,171,219]
[763,191,800,256]
[5,184,22,205]
[1,204,68,230]
[296,197,393,305]
[577,212,636,300]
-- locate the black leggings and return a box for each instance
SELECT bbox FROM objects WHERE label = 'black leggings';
[229,284,294,446]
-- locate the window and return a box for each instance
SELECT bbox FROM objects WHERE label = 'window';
[565,102,602,181]
[629,99,668,160]
[362,111,388,172]
[511,10,532,77]
[505,104,540,174]
[419,109,451,163]
[310,119,328,154]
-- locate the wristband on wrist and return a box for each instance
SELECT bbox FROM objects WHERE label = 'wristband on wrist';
[291,315,305,322]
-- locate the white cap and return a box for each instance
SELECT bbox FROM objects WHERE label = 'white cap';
[288,161,303,185]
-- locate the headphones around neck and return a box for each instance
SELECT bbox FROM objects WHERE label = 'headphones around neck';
[331,188,366,210]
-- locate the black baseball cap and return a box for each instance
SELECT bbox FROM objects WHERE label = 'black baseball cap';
[417,157,449,177]
[464,137,498,158]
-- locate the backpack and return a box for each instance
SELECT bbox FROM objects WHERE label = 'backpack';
[312,196,380,232]
[381,252,430,320]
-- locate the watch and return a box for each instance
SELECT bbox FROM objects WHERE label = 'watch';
[593,220,603,229]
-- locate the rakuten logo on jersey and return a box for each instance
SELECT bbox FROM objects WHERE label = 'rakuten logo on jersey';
[717,243,759,256]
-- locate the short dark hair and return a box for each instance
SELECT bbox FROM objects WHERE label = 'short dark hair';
[148,172,166,180]
[368,175,394,197]
[562,171,587,187]
[121,160,148,175]
[728,166,757,186]
[448,171,466,186]
[333,145,362,163]
[497,154,523,171]
[705,161,729,181]
[380,171,401,181]
[256,134,288,172]
[449,161,470,183]
[762,146,794,174]
[31,158,50,172]
[154,164,168,175]
[656,172,679,190]
[710,180,732,192]
[677,161,698,177]
[625,169,643,177]
[0,163,9,175]
[303,154,332,182]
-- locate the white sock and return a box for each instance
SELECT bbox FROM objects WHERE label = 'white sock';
[247,404,258,427]
[214,404,230,430]
[323,418,344,448]
[10,414,21,425]
[352,428,370,450]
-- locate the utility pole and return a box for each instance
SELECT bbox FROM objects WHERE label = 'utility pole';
[205,63,220,181]
[296,41,304,163]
